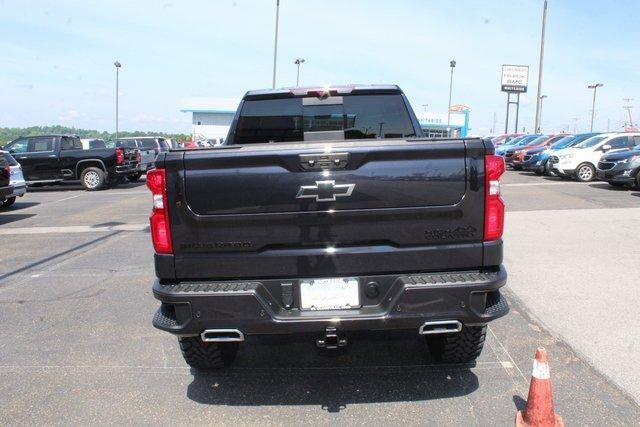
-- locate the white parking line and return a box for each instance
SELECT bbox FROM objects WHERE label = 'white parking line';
[0,223,148,235]
[53,194,84,203]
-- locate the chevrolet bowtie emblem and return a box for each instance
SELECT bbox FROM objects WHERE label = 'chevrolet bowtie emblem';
[296,180,355,202]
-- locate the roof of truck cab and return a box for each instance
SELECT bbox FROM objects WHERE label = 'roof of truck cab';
[244,84,402,99]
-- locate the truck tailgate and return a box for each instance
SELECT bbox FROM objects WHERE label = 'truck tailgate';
[163,138,488,280]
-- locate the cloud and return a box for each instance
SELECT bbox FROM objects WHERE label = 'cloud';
[58,109,79,121]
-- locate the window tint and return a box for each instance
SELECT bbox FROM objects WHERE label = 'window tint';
[29,136,56,152]
[607,136,629,149]
[633,136,640,147]
[60,137,75,150]
[236,98,302,144]
[343,95,415,139]
[5,138,29,154]
[89,140,106,149]
[234,94,415,144]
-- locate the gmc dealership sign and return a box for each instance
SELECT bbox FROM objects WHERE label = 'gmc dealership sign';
[501,65,529,93]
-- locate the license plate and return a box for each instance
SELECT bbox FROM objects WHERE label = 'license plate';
[300,278,359,310]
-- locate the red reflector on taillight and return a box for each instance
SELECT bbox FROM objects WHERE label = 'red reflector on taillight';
[484,155,505,241]
[146,168,173,254]
[116,148,124,165]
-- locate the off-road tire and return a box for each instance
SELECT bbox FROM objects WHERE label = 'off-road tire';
[178,337,238,370]
[80,167,106,191]
[126,172,142,182]
[425,325,487,363]
[0,196,16,208]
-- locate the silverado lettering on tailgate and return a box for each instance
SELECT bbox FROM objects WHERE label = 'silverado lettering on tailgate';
[425,226,477,241]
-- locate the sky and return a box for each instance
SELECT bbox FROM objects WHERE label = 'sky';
[1,0,639,135]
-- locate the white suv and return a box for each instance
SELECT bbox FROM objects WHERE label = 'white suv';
[548,132,640,181]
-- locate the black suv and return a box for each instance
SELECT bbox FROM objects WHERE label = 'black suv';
[597,146,640,189]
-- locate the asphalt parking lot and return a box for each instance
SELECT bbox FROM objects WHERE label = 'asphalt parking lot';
[1,172,639,425]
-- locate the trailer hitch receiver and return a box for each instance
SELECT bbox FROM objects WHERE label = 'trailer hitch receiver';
[316,326,347,349]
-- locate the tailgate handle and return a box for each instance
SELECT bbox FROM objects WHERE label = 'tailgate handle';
[299,153,349,170]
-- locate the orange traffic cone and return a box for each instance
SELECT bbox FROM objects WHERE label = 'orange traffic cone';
[516,347,564,427]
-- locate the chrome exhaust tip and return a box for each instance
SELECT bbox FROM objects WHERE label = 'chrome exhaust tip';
[418,320,462,335]
[200,329,245,343]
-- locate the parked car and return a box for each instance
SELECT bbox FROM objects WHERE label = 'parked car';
[495,134,542,156]
[148,84,509,370]
[509,134,568,170]
[597,145,640,189]
[503,135,549,167]
[115,137,170,179]
[2,134,140,190]
[491,133,522,146]
[523,133,599,175]
[548,132,640,182]
[0,151,27,207]
[0,154,13,207]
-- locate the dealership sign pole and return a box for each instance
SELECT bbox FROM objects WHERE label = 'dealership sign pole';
[501,65,529,133]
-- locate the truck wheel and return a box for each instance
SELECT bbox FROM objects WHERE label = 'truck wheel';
[575,163,595,182]
[178,337,238,370]
[81,167,106,191]
[425,325,487,363]
[1,196,16,208]
[127,172,142,182]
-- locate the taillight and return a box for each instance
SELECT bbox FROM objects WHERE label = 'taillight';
[1,165,9,179]
[116,148,124,165]
[146,168,173,254]
[484,155,505,241]
[136,151,141,163]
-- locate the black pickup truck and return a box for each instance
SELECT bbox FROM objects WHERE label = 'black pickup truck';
[148,85,508,369]
[2,134,140,190]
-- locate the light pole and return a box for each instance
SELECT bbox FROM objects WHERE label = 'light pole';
[533,0,548,134]
[447,60,456,137]
[294,58,305,86]
[588,83,603,132]
[114,61,121,140]
[537,95,547,133]
[271,0,280,88]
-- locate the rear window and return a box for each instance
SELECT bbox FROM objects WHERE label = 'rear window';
[116,140,138,148]
[2,152,19,166]
[139,138,157,149]
[234,94,416,144]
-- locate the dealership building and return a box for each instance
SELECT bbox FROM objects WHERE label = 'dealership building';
[180,97,469,141]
